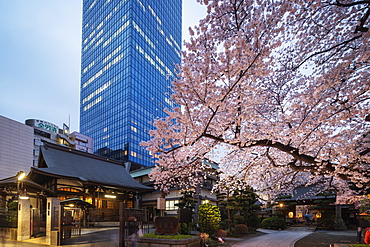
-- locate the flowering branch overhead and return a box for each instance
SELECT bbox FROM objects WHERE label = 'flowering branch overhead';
[143,0,370,197]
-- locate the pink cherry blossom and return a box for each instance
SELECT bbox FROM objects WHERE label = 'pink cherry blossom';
[142,0,370,198]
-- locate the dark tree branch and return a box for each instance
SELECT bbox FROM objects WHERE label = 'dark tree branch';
[334,0,370,7]
[295,34,363,69]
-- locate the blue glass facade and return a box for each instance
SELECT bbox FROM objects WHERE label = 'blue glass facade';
[80,0,182,167]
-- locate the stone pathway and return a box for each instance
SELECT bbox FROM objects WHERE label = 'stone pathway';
[231,227,315,247]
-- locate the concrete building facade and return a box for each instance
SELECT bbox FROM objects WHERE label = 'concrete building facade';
[0,116,94,180]
[25,119,94,167]
[0,115,34,179]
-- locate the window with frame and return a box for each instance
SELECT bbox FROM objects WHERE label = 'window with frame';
[34,139,43,146]
[107,200,114,209]
[126,200,133,208]
[165,200,179,210]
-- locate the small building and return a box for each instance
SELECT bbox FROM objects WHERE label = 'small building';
[275,185,358,229]
[69,131,94,154]
[130,160,219,220]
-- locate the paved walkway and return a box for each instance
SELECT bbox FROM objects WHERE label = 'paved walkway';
[0,226,315,247]
[0,227,120,247]
[231,227,315,247]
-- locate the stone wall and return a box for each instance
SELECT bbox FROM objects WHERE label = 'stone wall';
[0,228,17,240]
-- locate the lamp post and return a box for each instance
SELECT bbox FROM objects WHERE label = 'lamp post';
[97,186,100,226]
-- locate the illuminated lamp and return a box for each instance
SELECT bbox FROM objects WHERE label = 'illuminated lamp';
[105,195,116,199]
[288,212,294,218]
[316,212,322,218]
[17,171,26,180]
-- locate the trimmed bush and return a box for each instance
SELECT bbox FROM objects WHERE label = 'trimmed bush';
[216,229,227,238]
[179,222,195,235]
[261,216,286,230]
[198,203,221,235]
[247,214,261,231]
[234,224,248,235]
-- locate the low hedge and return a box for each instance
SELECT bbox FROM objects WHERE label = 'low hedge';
[261,216,286,230]
[142,232,194,240]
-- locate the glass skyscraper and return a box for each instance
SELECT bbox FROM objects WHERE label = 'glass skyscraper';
[79,0,182,167]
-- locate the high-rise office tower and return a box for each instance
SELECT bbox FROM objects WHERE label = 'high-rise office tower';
[80,0,182,168]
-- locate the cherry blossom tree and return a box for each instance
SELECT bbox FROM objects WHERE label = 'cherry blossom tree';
[143,0,370,198]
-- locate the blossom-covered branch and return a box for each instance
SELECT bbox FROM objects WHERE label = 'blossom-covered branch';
[143,0,370,196]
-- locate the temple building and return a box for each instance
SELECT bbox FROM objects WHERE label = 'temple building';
[0,142,152,237]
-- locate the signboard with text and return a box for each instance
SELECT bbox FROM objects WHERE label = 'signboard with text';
[37,122,58,133]
[157,198,165,210]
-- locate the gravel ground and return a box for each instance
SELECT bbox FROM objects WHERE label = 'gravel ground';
[295,230,359,247]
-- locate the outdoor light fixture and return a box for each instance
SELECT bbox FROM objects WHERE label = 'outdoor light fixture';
[104,195,116,199]
[316,212,322,218]
[16,171,27,197]
[288,212,294,218]
[19,196,29,200]
[17,171,26,180]
[279,203,284,207]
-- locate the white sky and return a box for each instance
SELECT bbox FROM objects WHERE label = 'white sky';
[0,0,206,131]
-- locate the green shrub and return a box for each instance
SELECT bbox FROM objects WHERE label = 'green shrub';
[178,222,196,235]
[261,216,286,230]
[198,203,221,235]
[272,211,283,216]
[8,201,18,210]
[216,179,261,235]
[247,214,261,231]
[317,211,335,230]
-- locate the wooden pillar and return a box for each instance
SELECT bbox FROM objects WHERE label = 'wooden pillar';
[119,202,126,247]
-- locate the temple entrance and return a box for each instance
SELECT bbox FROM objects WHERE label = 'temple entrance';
[31,207,43,237]
[119,204,150,247]
[59,197,92,244]
[61,207,82,241]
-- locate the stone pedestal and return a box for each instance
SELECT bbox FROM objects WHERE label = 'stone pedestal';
[17,198,31,241]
